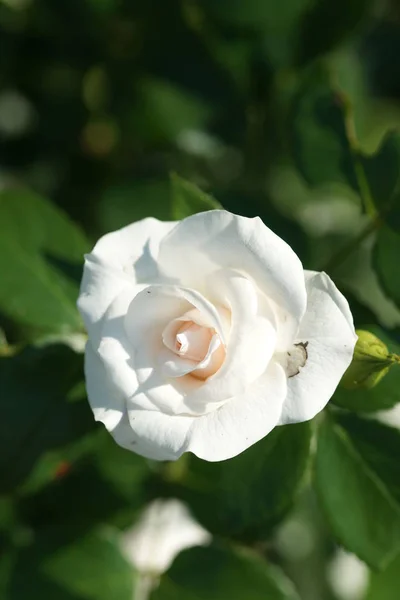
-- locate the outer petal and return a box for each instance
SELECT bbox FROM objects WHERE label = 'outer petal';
[84,342,126,434]
[77,218,175,349]
[278,271,357,425]
[77,256,137,350]
[85,343,188,459]
[90,217,176,283]
[186,361,287,461]
[87,343,286,462]
[158,210,307,343]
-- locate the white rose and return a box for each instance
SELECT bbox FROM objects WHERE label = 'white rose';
[120,498,211,575]
[78,210,356,462]
[327,549,369,600]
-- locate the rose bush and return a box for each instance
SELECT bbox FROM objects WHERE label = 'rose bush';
[78,210,357,461]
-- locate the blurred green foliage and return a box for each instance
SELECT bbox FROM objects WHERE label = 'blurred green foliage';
[1,0,400,599]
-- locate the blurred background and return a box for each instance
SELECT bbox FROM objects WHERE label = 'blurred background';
[1,0,400,599]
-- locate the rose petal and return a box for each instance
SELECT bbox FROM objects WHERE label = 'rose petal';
[161,334,224,379]
[78,218,175,349]
[125,285,226,348]
[127,403,194,461]
[84,342,125,433]
[186,361,287,461]
[90,217,175,282]
[124,284,231,416]
[85,343,187,459]
[278,271,357,425]
[78,256,137,350]
[158,211,307,345]
[96,288,159,412]
[181,269,277,406]
[127,362,286,462]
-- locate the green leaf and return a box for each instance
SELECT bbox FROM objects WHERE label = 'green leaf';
[334,326,400,412]
[201,0,311,66]
[337,413,400,506]
[170,174,220,219]
[152,544,300,600]
[291,70,400,221]
[361,132,400,215]
[8,529,134,600]
[133,78,212,144]
[297,0,372,65]
[18,430,151,538]
[0,343,95,493]
[366,551,400,600]
[164,422,312,541]
[373,226,400,308]
[202,0,307,31]
[0,189,89,332]
[315,414,400,568]
[99,180,171,232]
[99,176,219,234]
[290,68,359,191]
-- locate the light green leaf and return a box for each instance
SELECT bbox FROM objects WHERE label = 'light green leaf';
[170,174,220,219]
[153,544,300,600]
[315,415,400,568]
[366,551,400,600]
[334,326,400,412]
[0,189,89,332]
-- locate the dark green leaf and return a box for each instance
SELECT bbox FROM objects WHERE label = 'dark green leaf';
[133,78,212,144]
[0,344,95,493]
[170,174,220,219]
[8,529,134,600]
[337,413,400,506]
[291,70,400,224]
[98,180,171,233]
[297,0,372,64]
[202,0,307,31]
[361,131,400,214]
[373,226,400,308]
[202,0,311,66]
[164,422,312,541]
[290,68,359,191]
[0,189,89,332]
[334,326,400,412]
[315,415,400,568]
[153,544,300,600]
[18,430,151,538]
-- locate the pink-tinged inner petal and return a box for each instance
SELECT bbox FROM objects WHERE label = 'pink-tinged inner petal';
[175,322,212,361]
[161,309,227,381]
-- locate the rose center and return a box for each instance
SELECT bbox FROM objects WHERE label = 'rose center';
[162,313,226,381]
[174,322,213,361]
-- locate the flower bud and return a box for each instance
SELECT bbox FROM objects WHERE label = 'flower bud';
[341,330,399,390]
